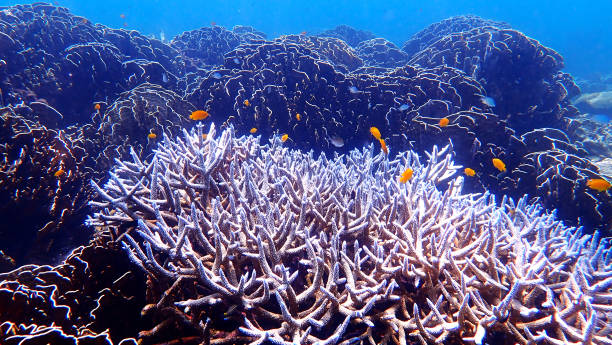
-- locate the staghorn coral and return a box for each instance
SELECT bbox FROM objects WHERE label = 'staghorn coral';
[88,124,612,344]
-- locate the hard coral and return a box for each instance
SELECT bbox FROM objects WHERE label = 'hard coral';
[0,106,91,266]
[0,241,146,344]
[171,25,265,72]
[401,15,511,58]
[318,24,376,47]
[355,38,410,68]
[0,3,182,125]
[408,26,580,135]
[89,124,612,345]
[187,36,484,155]
[81,82,196,173]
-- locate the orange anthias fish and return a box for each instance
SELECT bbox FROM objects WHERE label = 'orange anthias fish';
[190,110,210,120]
[296,113,301,121]
[281,134,289,142]
[586,178,611,192]
[464,168,476,177]
[54,169,65,177]
[250,127,257,134]
[148,132,157,139]
[439,117,450,127]
[399,168,413,183]
[243,100,250,107]
[492,158,506,172]
[370,126,381,140]
[379,138,388,155]
[202,134,208,139]
[94,103,101,110]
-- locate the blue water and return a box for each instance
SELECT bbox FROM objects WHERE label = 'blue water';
[1,0,610,78]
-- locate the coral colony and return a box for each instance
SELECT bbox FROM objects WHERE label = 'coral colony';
[1,3,612,344]
[87,124,612,344]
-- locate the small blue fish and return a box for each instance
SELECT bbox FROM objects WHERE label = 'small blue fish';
[233,57,240,64]
[329,135,344,148]
[481,96,496,107]
[162,72,168,83]
[349,86,359,94]
[212,72,222,79]
[399,104,409,111]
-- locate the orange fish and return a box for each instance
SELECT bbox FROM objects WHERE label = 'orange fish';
[464,168,476,177]
[81,18,88,24]
[492,158,506,172]
[370,126,381,140]
[94,103,101,110]
[190,110,209,120]
[148,132,157,139]
[250,127,257,134]
[586,178,611,192]
[399,168,413,183]
[211,21,216,26]
[202,134,208,139]
[123,22,128,27]
[120,13,126,19]
[54,169,65,177]
[379,138,388,155]
[300,31,307,35]
[439,117,450,127]
[281,134,289,142]
[296,113,301,121]
[243,99,250,107]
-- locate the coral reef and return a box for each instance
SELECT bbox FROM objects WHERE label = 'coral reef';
[88,124,612,344]
[0,240,146,345]
[0,106,91,265]
[187,38,485,154]
[502,128,612,231]
[318,24,376,47]
[1,2,610,268]
[81,82,196,172]
[224,34,364,74]
[0,3,182,125]
[1,4,611,343]
[170,25,266,72]
[355,38,410,68]
[401,15,511,58]
[408,26,580,135]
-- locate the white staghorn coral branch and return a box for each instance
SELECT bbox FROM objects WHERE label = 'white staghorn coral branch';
[88,124,612,345]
